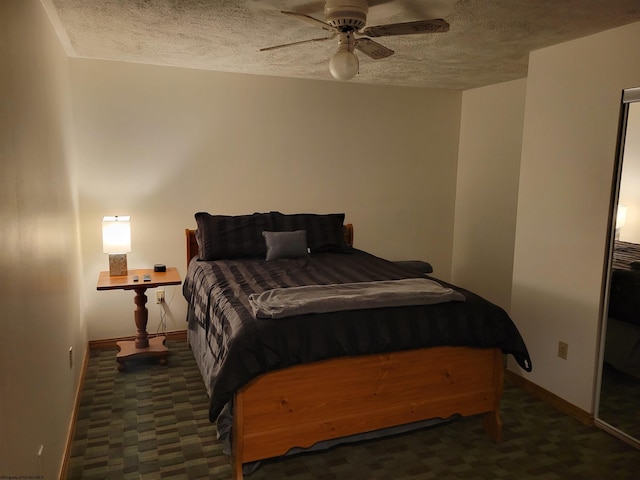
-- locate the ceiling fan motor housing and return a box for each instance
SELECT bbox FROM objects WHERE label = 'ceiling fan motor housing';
[324,0,368,30]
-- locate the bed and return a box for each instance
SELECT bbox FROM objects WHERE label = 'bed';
[183,212,532,479]
[605,240,640,377]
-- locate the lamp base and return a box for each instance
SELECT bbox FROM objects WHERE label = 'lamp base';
[108,254,128,276]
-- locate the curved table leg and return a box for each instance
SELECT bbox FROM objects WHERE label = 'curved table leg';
[115,287,168,371]
[134,287,149,348]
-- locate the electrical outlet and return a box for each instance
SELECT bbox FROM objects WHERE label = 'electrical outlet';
[69,347,73,369]
[155,289,165,304]
[558,341,568,360]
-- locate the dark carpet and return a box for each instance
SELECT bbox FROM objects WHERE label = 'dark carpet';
[598,363,640,440]
[66,340,640,479]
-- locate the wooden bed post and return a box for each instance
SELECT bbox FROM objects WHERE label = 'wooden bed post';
[232,391,245,480]
[482,349,504,443]
[185,228,198,267]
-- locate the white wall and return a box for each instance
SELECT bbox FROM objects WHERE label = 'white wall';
[453,79,527,310]
[69,59,463,341]
[0,0,85,477]
[510,21,640,412]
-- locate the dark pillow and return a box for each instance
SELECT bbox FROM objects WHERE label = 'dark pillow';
[271,212,348,253]
[194,212,274,260]
[393,260,434,275]
[263,230,308,260]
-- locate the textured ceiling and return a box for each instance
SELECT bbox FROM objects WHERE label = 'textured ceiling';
[48,0,640,89]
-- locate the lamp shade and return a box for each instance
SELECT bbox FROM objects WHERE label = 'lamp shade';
[616,205,627,229]
[102,216,131,254]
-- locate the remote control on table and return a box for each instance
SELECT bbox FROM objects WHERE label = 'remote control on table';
[143,273,151,282]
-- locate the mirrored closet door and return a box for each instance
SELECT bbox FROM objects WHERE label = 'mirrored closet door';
[596,87,640,446]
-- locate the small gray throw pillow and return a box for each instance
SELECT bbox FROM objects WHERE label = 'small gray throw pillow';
[263,230,308,260]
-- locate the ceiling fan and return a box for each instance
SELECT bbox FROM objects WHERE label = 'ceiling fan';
[260,0,450,81]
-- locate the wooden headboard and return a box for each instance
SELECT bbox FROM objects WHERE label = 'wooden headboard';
[185,224,354,268]
[185,228,199,267]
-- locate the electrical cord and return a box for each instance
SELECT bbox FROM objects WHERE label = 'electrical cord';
[157,304,167,336]
[156,289,169,337]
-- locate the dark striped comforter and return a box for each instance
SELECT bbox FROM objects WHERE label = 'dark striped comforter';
[183,249,532,422]
[612,240,640,271]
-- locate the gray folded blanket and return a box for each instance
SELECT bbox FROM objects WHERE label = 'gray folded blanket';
[248,278,465,319]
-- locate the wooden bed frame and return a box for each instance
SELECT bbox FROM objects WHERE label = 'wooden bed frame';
[185,226,503,480]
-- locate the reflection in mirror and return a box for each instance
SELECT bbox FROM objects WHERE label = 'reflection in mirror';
[597,92,640,445]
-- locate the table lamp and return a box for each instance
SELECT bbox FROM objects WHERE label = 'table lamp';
[102,215,131,276]
[615,205,627,240]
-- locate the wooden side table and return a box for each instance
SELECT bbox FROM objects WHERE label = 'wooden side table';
[97,267,182,371]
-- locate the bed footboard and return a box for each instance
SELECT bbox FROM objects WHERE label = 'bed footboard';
[232,346,503,479]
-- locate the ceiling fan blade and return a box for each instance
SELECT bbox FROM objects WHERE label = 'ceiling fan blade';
[360,18,450,37]
[281,11,338,33]
[355,38,394,59]
[260,34,336,52]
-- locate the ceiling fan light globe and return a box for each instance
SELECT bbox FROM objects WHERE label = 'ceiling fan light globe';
[330,50,359,80]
